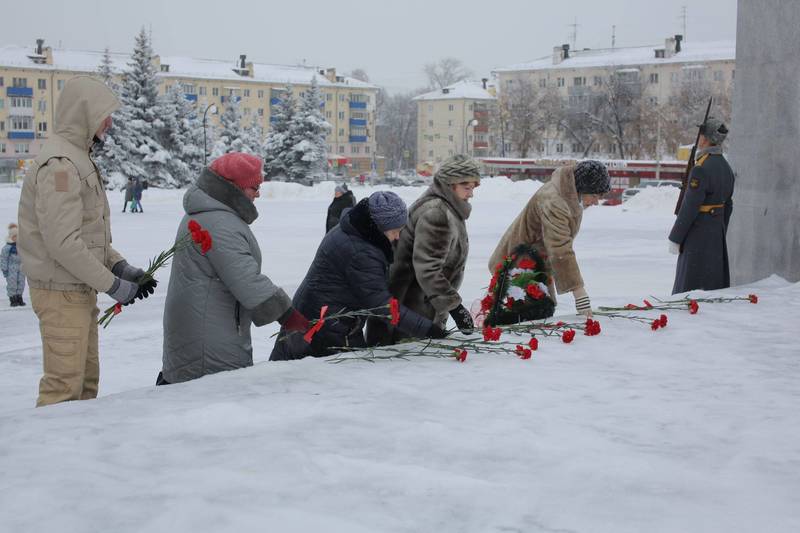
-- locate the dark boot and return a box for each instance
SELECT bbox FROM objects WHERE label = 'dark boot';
[16,295,26,306]
[10,296,18,307]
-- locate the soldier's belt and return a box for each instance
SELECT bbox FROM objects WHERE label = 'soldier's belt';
[698,204,724,213]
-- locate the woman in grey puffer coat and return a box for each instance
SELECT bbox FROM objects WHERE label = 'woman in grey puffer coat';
[160,153,308,384]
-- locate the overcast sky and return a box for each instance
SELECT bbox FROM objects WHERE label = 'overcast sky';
[2,0,738,93]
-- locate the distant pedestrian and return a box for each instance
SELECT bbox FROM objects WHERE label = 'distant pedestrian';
[122,177,134,212]
[1,223,26,307]
[669,117,734,294]
[130,178,144,213]
[326,183,356,232]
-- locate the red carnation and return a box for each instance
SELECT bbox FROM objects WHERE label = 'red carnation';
[480,294,494,312]
[113,303,122,316]
[624,304,638,310]
[526,283,544,300]
[515,345,532,360]
[506,297,515,309]
[517,258,536,270]
[199,230,213,254]
[644,299,654,309]
[556,321,565,327]
[489,273,499,291]
[659,314,668,328]
[748,294,758,304]
[651,320,660,331]
[494,262,504,273]
[562,329,576,343]
[454,348,468,362]
[482,326,502,341]
[689,300,699,314]
[584,318,601,336]
[528,337,539,351]
[389,297,400,325]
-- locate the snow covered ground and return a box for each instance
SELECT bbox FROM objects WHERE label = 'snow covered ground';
[0,179,798,532]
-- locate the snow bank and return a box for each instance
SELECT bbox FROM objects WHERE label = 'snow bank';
[622,186,680,213]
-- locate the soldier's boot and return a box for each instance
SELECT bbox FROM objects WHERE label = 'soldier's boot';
[17,295,26,306]
[9,296,17,307]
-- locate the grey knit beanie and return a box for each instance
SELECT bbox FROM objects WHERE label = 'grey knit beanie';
[434,154,481,185]
[368,191,408,231]
[574,160,611,194]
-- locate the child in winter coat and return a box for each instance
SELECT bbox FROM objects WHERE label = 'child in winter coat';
[1,223,26,307]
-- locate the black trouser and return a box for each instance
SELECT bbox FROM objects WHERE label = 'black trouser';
[155,371,171,386]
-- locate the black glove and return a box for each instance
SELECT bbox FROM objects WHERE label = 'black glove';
[427,323,449,339]
[134,276,157,301]
[449,304,474,334]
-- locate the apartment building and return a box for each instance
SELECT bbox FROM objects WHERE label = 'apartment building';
[493,36,735,159]
[0,39,379,177]
[414,79,496,171]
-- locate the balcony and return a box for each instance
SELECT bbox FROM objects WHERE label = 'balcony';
[349,135,368,143]
[9,131,35,140]
[9,106,34,117]
[270,97,281,106]
[349,118,367,127]
[6,87,33,97]
[184,94,198,102]
[349,101,367,110]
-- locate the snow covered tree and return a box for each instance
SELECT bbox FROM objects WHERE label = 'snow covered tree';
[287,76,331,180]
[242,114,265,158]
[159,83,205,185]
[262,85,297,179]
[114,28,172,187]
[211,96,248,157]
[96,47,115,87]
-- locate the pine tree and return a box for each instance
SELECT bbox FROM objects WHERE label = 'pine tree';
[96,47,115,87]
[211,96,247,157]
[243,114,265,158]
[117,27,173,187]
[262,86,298,179]
[159,83,205,186]
[287,76,331,181]
[93,46,131,187]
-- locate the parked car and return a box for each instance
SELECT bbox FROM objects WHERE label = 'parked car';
[638,179,681,189]
[601,190,623,206]
[621,188,642,202]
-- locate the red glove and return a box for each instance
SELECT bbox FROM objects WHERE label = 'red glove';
[279,308,310,333]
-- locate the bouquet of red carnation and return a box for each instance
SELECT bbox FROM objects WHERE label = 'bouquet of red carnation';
[98,219,213,328]
[480,244,556,327]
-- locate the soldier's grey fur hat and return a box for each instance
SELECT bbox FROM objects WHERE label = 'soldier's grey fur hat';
[335,183,349,195]
[434,154,481,185]
[698,116,729,145]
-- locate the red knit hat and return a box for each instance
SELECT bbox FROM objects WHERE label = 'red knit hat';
[209,152,264,191]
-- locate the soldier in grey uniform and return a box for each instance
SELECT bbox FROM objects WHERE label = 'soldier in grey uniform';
[668,117,734,294]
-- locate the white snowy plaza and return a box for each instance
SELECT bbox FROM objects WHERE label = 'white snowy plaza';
[1,180,798,532]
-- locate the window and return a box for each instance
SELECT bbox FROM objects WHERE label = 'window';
[12,117,33,130]
[556,143,563,153]
[338,145,345,154]
[197,87,206,96]
[655,49,665,59]
[0,99,3,109]
[593,76,602,86]
[428,120,433,127]
[448,135,454,142]
[243,108,250,115]
[57,79,64,90]
[448,104,454,111]
[338,111,345,120]
[0,77,3,86]
[326,93,332,101]
[713,70,724,81]
[160,65,169,72]
[339,94,346,102]
[11,97,33,108]
[38,79,46,90]
[539,78,546,88]
[299,92,305,98]
[351,146,360,154]
[648,96,658,105]
[15,143,30,154]
[670,72,679,83]
[326,111,332,119]
[38,122,47,132]
[732,69,735,79]
[507,79,513,86]
[428,104,433,112]
[212,87,219,96]
[573,77,585,86]
[557,78,565,87]
[13,77,28,88]
[448,120,453,127]
[258,108,264,116]
[649,73,659,84]
[339,128,345,137]
[243,89,250,97]
[365,146,370,154]
[571,143,580,153]
[0,143,5,152]
[0,121,4,131]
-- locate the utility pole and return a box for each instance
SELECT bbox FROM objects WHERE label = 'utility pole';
[681,6,688,40]
[612,25,616,49]
[568,17,580,48]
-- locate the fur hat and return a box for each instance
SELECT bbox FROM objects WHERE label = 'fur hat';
[698,116,729,145]
[7,223,18,243]
[367,191,408,231]
[335,183,349,195]
[209,152,264,191]
[574,160,611,195]
[434,154,481,185]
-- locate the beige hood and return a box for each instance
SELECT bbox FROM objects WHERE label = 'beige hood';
[54,76,120,151]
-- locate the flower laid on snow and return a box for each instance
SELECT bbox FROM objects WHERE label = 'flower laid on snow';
[454,348,468,362]
[659,314,668,328]
[562,329,576,343]
[528,337,539,351]
[584,318,601,336]
[651,319,661,331]
[389,298,400,326]
[482,326,502,341]
[689,300,699,314]
[748,294,758,304]
[480,294,494,312]
[515,345,532,360]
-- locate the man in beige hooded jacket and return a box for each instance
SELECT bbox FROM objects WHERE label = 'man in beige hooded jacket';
[17,76,151,407]
[489,161,610,317]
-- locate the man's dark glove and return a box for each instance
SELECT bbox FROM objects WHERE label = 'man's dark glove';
[279,307,310,333]
[449,304,474,334]
[134,276,157,301]
[427,323,449,339]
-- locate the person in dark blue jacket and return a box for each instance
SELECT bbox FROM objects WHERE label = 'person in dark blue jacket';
[270,191,447,360]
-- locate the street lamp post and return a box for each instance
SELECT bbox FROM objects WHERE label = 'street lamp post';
[203,103,218,167]
[463,118,478,156]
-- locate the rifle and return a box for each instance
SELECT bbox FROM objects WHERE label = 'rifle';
[674,97,713,215]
